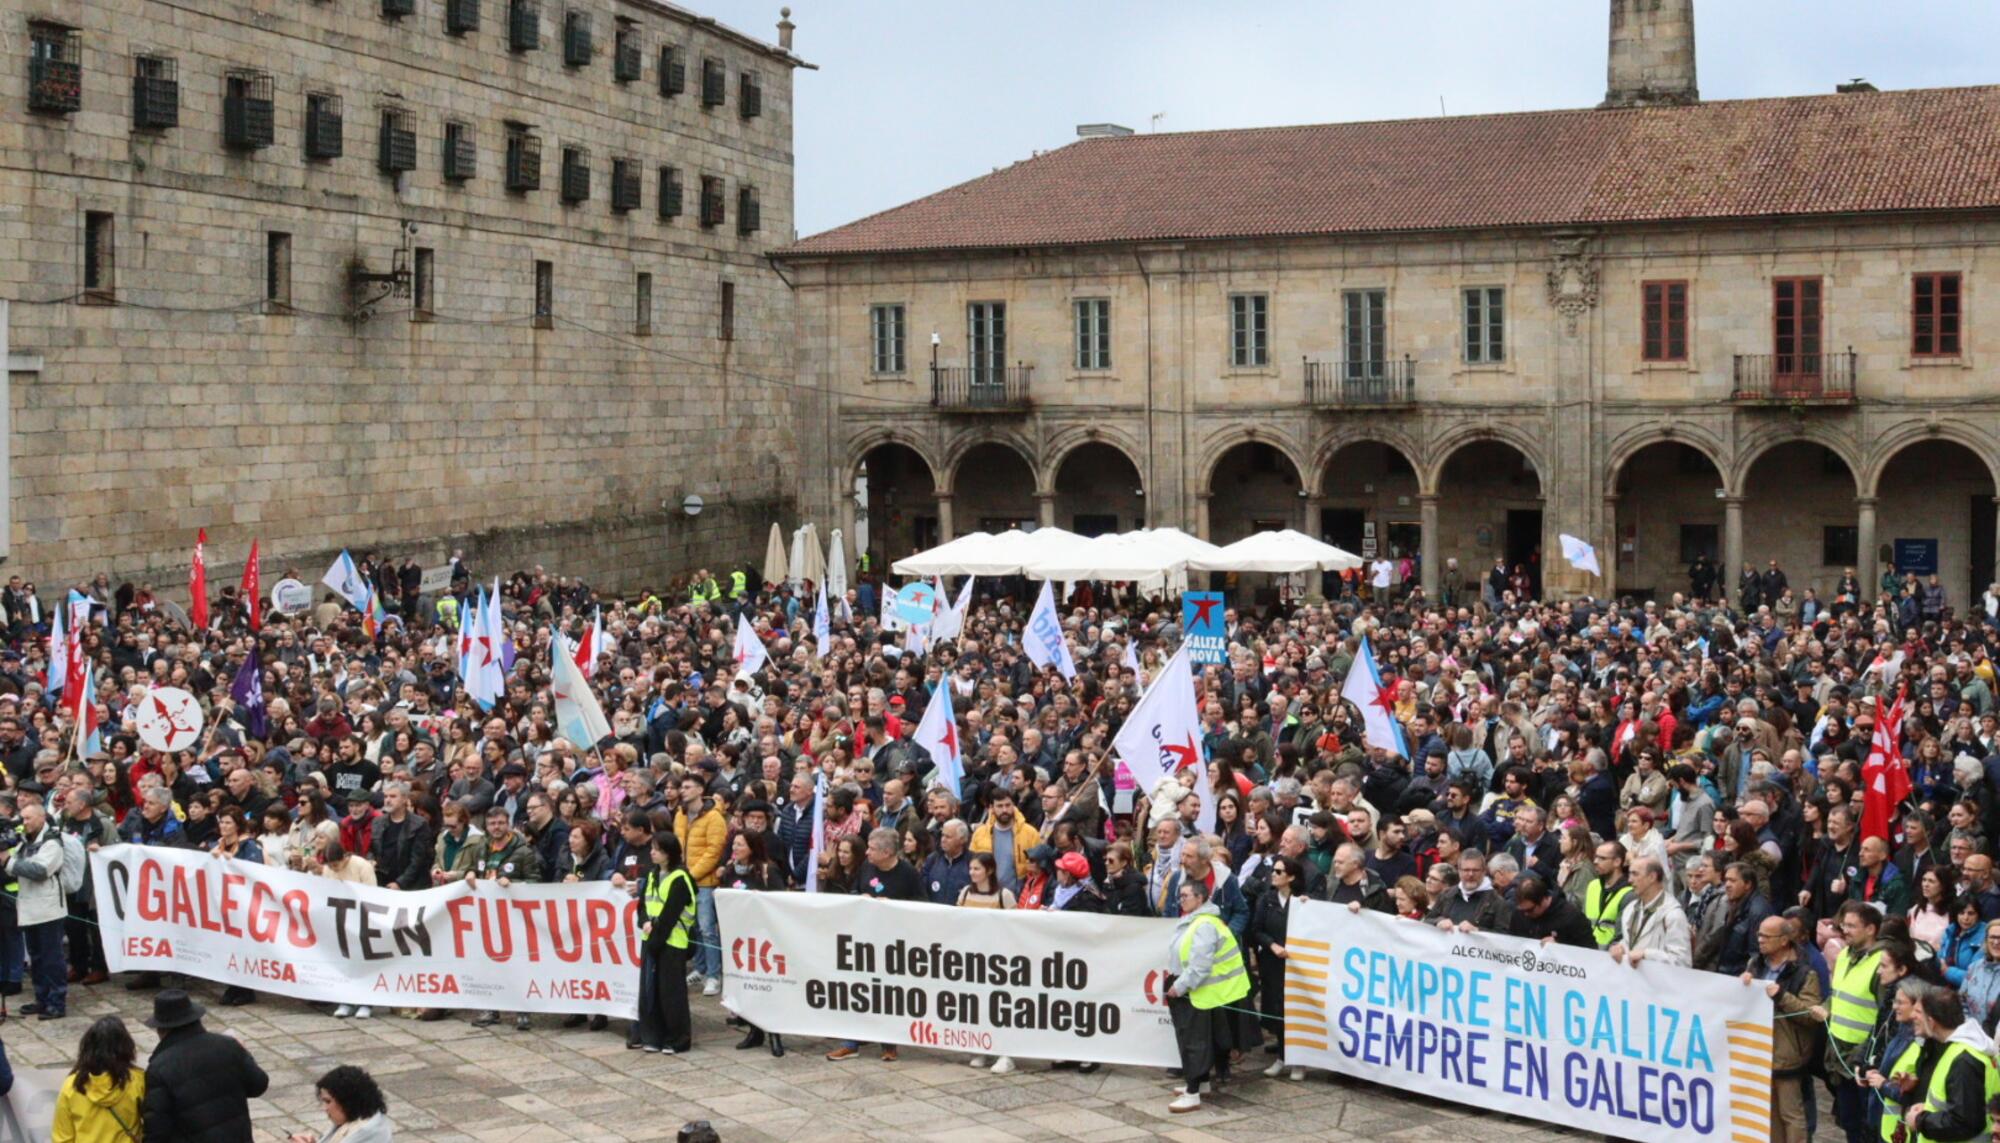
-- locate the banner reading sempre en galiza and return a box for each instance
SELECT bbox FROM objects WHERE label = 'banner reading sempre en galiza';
[91,844,643,1016]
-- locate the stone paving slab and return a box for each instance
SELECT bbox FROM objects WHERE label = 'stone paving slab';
[0,980,1605,1142]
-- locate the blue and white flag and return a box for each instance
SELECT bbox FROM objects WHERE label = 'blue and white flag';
[320,550,371,612]
[1340,635,1408,757]
[1024,581,1076,680]
[813,583,832,657]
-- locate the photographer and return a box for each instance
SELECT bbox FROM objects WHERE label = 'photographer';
[6,796,67,1019]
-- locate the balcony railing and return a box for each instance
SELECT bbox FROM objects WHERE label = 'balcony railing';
[1731,348,1857,402]
[931,364,1032,411]
[1304,355,1416,406]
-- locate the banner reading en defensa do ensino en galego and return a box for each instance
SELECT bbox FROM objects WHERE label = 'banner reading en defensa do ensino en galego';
[91,844,643,1016]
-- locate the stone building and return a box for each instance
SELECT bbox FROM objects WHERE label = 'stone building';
[2,0,805,591]
[779,0,2000,610]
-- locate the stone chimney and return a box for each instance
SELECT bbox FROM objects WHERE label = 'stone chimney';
[1601,0,1698,108]
[776,7,794,51]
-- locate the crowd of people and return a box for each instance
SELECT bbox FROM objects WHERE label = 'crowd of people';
[3,548,2000,1136]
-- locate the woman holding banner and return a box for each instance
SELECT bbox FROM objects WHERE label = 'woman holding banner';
[1254,857,1306,1082]
[958,853,1018,1075]
[636,833,695,1055]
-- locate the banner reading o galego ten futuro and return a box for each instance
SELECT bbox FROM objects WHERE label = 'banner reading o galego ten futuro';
[715,890,1180,1066]
[1282,900,1774,1143]
[91,844,642,1016]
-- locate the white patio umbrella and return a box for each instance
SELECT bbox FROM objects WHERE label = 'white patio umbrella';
[762,523,789,588]
[893,531,1002,577]
[796,522,827,589]
[1188,528,1364,573]
[825,529,849,597]
[787,526,809,590]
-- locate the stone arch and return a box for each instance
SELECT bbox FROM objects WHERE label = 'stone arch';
[1603,424,1729,491]
[938,431,1039,497]
[1867,432,2000,607]
[1857,422,2000,499]
[1725,426,1863,498]
[1308,427,1424,498]
[1050,437,1148,535]
[1197,427,1309,496]
[845,426,941,491]
[1203,436,1308,546]
[1421,423,1548,497]
[1041,427,1147,498]
[944,436,1041,534]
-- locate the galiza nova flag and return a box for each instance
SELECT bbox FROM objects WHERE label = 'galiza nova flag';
[812,584,831,657]
[1024,581,1076,680]
[1340,634,1409,757]
[911,683,963,797]
[320,550,370,612]
[552,632,612,748]
[1111,641,1213,831]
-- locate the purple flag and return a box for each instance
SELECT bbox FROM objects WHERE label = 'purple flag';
[231,644,268,740]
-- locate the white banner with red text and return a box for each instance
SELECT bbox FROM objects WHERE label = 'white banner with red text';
[715,890,1181,1066]
[90,845,642,1016]
[1282,899,1775,1143]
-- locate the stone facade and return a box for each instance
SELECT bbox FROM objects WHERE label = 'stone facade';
[2,0,803,592]
[784,216,2000,609]
[1603,0,1698,107]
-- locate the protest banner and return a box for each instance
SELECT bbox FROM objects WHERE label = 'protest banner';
[715,890,1179,1067]
[91,844,642,1017]
[1182,591,1226,664]
[1283,900,1773,1143]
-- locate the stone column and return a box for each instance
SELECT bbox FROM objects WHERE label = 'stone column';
[1303,495,1324,539]
[934,493,954,544]
[1855,496,1878,593]
[1602,494,1620,598]
[1419,494,1440,598]
[1035,491,1056,530]
[1722,496,1744,583]
[1195,492,1212,542]
[839,488,858,558]
[1992,497,2000,591]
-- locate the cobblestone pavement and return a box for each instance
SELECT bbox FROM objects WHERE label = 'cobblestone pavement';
[2,980,1602,1142]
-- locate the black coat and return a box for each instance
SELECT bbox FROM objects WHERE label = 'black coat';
[142,1023,270,1143]
[1507,893,1596,949]
[1103,867,1148,917]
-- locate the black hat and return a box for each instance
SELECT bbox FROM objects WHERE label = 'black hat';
[498,762,528,780]
[145,989,206,1030]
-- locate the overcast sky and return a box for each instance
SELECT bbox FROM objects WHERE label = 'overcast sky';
[696,1,2000,239]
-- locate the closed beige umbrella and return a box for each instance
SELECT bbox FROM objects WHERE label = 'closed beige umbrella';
[763,523,789,588]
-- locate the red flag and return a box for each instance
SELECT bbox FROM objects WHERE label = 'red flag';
[1861,688,1910,843]
[189,529,210,630]
[241,539,261,631]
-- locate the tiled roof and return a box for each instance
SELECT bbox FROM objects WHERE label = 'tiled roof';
[782,86,2000,257]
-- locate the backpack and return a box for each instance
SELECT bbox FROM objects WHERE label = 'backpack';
[57,829,87,896]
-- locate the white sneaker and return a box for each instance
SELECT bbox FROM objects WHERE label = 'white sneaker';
[354,1006,373,1019]
[1168,1092,1202,1114]
[1262,1059,1285,1079]
[990,1056,1016,1075]
[660,1047,676,1055]
[1288,1068,1304,1082]
[332,1004,354,1018]
[686,969,703,984]
[702,977,721,997]
[967,1056,990,1069]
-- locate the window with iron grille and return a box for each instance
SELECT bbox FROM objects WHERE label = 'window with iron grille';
[871,304,905,374]
[27,24,81,115]
[1074,298,1111,370]
[1641,280,1687,361]
[446,0,480,35]
[266,231,292,309]
[83,211,115,301]
[720,280,734,341]
[1913,272,1962,357]
[509,0,539,52]
[657,166,681,219]
[223,70,275,150]
[562,10,591,66]
[505,127,540,191]
[736,185,759,235]
[1228,293,1267,367]
[304,92,343,159]
[1463,286,1504,364]
[700,57,725,106]
[611,158,641,212]
[443,120,475,181]
[739,71,761,119]
[635,272,651,335]
[412,246,434,318]
[658,45,685,96]
[614,24,642,82]
[131,55,178,130]
[378,106,416,173]
[382,0,414,19]
[560,146,590,203]
[533,259,553,327]
[699,175,724,227]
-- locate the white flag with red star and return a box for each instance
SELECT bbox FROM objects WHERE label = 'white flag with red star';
[1113,641,1212,830]
[912,684,963,798]
[733,612,769,675]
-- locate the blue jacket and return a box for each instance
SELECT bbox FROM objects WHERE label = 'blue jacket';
[1964,954,2000,1030]
[1941,920,1986,986]
[921,849,972,907]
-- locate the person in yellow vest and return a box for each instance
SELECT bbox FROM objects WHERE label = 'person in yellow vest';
[728,569,748,601]
[1863,976,1934,1143]
[637,833,696,1055]
[1584,840,1634,948]
[1898,988,1999,1143]
[1823,902,1887,1143]
[1163,878,1250,1115]
[688,570,721,606]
